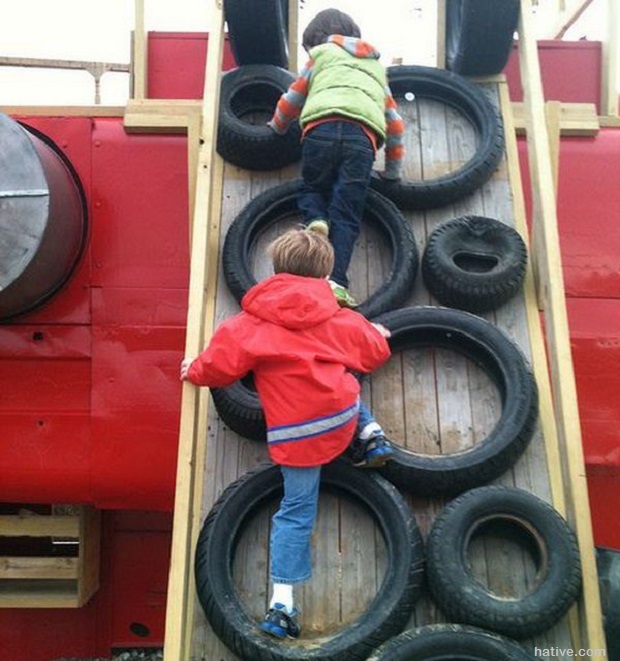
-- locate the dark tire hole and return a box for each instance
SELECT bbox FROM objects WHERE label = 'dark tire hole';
[454,252,499,273]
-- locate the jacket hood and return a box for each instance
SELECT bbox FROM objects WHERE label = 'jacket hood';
[324,35,381,60]
[241,273,340,330]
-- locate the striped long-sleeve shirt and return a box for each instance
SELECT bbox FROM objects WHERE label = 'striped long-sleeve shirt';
[268,35,404,178]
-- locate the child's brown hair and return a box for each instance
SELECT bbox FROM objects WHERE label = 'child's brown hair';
[302,8,361,51]
[269,228,334,279]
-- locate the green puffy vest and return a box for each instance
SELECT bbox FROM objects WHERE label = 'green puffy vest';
[301,43,387,141]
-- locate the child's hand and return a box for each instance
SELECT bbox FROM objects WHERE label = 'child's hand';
[372,323,391,339]
[180,358,194,381]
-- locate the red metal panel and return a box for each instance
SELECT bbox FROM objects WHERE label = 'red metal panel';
[90,324,183,511]
[147,31,236,99]
[587,474,620,548]
[90,119,190,289]
[505,40,602,111]
[517,130,620,299]
[568,298,620,467]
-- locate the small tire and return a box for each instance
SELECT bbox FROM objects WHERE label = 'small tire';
[370,65,504,210]
[446,0,520,76]
[366,623,534,661]
[372,306,538,496]
[224,0,289,68]
[195,460,425,661]
[217,64,301,171]
[421,215,528,313]
[426,486,582,639]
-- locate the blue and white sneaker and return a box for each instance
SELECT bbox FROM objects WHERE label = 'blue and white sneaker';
[259,603,301,639]
[349,434,394,468]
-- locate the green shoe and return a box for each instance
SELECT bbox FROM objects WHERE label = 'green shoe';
[329,280,358,308]
[306,219,329,236]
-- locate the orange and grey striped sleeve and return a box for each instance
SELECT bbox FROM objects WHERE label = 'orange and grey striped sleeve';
[268,61,314,134]
[384,89,405,179]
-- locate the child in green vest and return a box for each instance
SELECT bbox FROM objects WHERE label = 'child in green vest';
[268,8,404,307]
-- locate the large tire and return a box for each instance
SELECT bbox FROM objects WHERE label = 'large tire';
[446,0,520,76]
[597,546,620,660]
[370,65,504,210]
[210,375,266,441]
[195,460,425,661]
[224,0,289,67]
[372,306,538,495]
[366,624,534,661]
[426,486,582,639]
[217,65,302,170]
[222,179,418,320]
[421,216,528,313]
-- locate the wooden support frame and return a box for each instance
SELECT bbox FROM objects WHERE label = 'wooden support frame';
[0,506,101,608]
[517,0,606,650]
[601,0,620,116]
[162,0,226,658]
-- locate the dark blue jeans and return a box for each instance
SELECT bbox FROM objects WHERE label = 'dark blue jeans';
[299,121,375,287]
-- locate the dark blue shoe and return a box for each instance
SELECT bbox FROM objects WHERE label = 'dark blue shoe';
[259,603,301,639]
[350,435,393,468]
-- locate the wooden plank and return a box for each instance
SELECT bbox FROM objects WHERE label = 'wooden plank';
[0,105,124,117]
[0,581,79,608]
[77,507,101,606]
[601,0,620,116]
[288,0,299,73]
[163,0,226,657]
[511,101,599,136]
[517,0,606,650]
[132,0,147,100]
[0,557,78,580]
[0,515,80,538]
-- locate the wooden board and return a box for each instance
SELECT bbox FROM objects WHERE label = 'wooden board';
[189,81,584,659]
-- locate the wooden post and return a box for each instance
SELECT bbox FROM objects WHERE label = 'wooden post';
[517,0,606,650]
[288,0,299,72]
[601,0,620,116]
[132,0,147,100]
[162,1,225,658]
[436,0,447,69]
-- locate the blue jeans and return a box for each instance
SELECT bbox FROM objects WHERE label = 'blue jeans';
[298,121,375,288]
[270,402,378,583]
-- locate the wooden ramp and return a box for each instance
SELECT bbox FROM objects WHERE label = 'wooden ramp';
[162,1,606,659]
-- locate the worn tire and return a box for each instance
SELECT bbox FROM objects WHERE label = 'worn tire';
[596,546,620,660]
[224,0,289,67]
[210,375,266,441]
[446,0,520,76]
[370,65,504,210]
[195,460,425,661]
[366,624,534,661]
[421,216,528,312]
[372,306,538,495]
[222,179,418,320]
[426,486,582,639]
[217,64,301,170]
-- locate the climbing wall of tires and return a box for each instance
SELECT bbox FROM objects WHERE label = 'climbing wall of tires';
[194,2,586,660]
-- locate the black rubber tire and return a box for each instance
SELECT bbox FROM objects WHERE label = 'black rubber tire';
[222,179,419,320]
[195,459,425,661]
[421,216,528,313]
[365,623,534,661]
[426,486,582,639]
[371,306,538,496]
[596,546,620,660]
[224,0,289,67]
[370,65,504,210]
[446,0,520,76]
[217,65,302,171]
[210,375,266,441]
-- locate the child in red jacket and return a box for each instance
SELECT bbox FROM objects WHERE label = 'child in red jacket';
[181,227,393,638]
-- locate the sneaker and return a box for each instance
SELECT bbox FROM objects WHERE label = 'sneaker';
[329,280,358,308]
[306,219,329,236]
[259,603,301,639]
[349,435,393,468]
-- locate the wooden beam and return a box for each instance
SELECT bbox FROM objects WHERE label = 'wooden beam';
[132,0,148,100]
[601,0,620,116]
[511,101,600,135]
[162,0,225,658]
[0,515,80,538]
[123,99,202,133]
[288,0,299,72]
[436,0,447,69]
[0,556,79,580]
[0,105,124,117]
[518,0,606,650]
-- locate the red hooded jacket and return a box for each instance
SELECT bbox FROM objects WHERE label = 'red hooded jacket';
[186,273,391,466]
